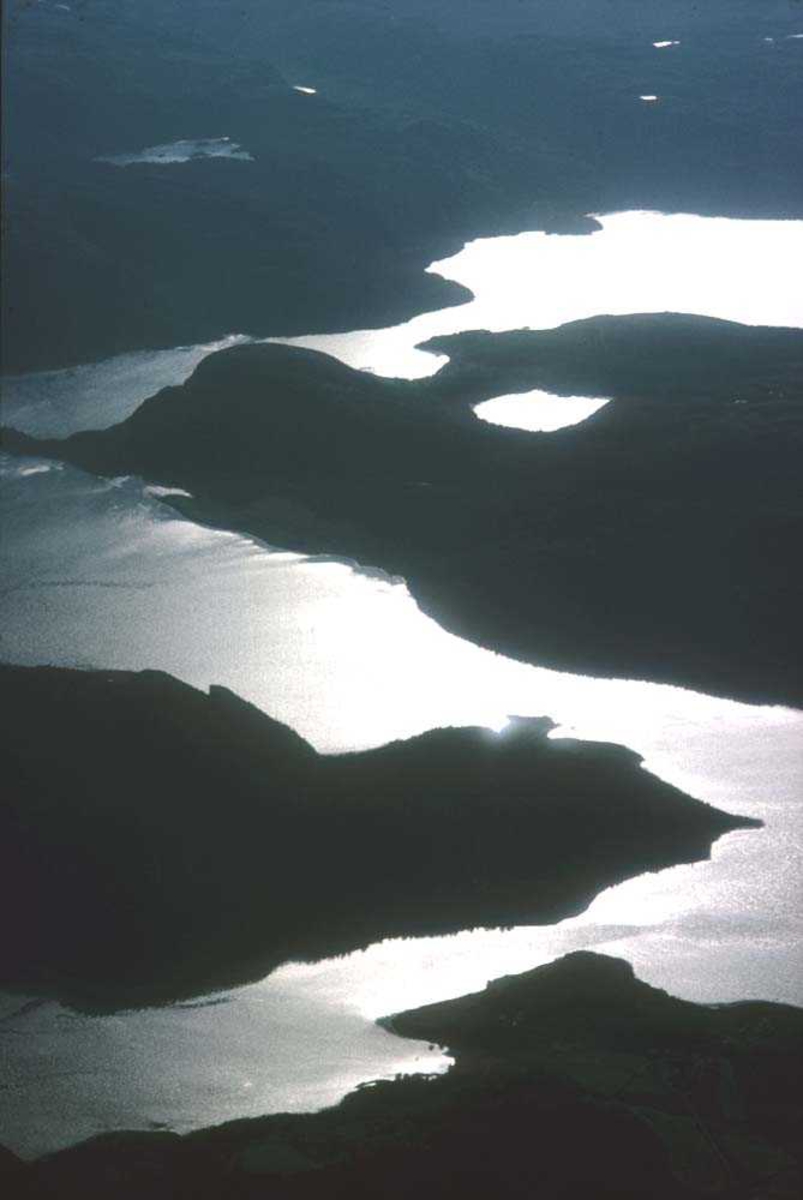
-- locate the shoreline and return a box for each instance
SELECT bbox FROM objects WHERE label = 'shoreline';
[1,663,750,1010]
[9,312,801,709]
[5,953,801,1197]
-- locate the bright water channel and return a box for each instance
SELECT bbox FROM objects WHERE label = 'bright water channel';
[5,212,802,438]
[1,210,801,1157]
[0,455,800,1158]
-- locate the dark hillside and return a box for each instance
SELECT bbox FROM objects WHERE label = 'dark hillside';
[4,0,801,370]
[0,664,749,1007]
[9,954,802,1198]
[9,315,801,705]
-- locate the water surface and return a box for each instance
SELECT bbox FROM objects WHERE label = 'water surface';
[2,206,801,1158]
[2,335,250,438]
[0,978,448,1161]
[6,212,801,438]
[276,212,803,378]
[1,456,800,1157]
[474,391,610,433]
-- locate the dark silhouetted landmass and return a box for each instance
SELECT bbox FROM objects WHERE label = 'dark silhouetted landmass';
[3,1,802,371]
[8,313,801,706]
[7,954,801,1197]
[0,664,750,1008]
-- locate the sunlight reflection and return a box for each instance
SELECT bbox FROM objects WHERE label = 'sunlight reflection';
[3,334,252,438]
[3,459,801,1016]
[474,390,610,432]
[3,457,801,1152]
[275,212,803,379]
[9,213,802,440]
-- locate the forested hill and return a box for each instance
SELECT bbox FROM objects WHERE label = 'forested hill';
[4,0,802,371]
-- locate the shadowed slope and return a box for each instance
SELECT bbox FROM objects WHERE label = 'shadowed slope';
[13,954,802,1198]
[0,664,750,1008]
[7,314,802,705]
[5,1,801,372]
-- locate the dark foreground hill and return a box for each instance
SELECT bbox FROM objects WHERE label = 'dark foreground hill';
[8,313,802,706]
[4,953,801,1198]
[0,664,749,1008]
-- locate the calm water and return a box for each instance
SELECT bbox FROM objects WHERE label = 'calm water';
[276,211,803,378]
[474,391,610,433]
[5,212,802,438]
[1,455,800,1157]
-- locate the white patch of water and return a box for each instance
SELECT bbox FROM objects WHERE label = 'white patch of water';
[275,212,803,379]
[7,213,800,436]
[96,137,253,166]
[143,484,194,499]
[474,390,610,433]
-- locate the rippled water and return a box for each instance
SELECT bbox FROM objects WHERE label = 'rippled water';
[2,208,801,1158]
[2,335,251,438]
[0,977,449,1161]
[1,456,800,1157]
